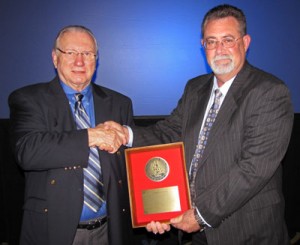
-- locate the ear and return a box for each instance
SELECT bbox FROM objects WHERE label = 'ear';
[200,39,204,46]
[52,50,58,68]
[242,34,251,52]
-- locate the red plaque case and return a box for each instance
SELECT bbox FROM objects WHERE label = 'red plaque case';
[125,142,191,227]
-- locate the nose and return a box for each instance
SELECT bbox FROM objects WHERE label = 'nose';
[215,41,226,53]
[74,53,85,66]
[216,40,226,48]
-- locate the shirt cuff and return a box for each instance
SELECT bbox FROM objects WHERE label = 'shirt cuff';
[123,125,133,147]
[195,207,211,227]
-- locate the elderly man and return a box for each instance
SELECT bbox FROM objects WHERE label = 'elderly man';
[9,25,134,245]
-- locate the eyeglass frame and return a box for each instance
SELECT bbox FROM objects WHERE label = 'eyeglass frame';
[56,48,97,61]
[202,36,243,50]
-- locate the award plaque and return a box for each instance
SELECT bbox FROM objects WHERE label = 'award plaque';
[125,142,191,227]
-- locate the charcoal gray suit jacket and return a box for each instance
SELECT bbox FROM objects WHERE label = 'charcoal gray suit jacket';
[9,77,134,245]
[133,62,294,245]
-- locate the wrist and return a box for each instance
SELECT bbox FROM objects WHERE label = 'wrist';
[194,208,207,232]
[87,128,98,147]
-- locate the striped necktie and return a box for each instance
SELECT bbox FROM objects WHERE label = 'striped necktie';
[189,89,222,205]
[74,93,104,212]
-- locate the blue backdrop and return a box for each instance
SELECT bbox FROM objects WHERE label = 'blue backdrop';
[1,0,299,117]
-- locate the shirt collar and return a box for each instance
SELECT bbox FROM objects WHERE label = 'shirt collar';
[60,81,92,102]
[213,75,235,97]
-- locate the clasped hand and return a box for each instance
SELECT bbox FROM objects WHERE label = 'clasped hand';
[87,123,127,153]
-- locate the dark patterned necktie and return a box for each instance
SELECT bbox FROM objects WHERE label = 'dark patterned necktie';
[189,89,222,205]
[74,93,104,212]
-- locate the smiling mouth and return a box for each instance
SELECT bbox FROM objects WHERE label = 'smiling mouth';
[72,70,85,74]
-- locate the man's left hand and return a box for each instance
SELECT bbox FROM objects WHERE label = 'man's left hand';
[170,209,201,233]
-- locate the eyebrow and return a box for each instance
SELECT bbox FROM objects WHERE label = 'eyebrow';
[63,48,95,52]
[205,34,235,39]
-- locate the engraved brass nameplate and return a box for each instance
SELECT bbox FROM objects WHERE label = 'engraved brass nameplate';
[142,186,181,214]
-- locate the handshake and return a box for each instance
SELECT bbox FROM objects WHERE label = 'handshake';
[88,121,202,235]
[87,121,129,154]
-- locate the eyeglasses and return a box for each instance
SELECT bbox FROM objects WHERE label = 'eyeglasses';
[56,48,97,61]
[202,36,243,50]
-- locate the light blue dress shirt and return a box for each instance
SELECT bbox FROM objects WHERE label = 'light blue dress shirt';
[60,81,107,221]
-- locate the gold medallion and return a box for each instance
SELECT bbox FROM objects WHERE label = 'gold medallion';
[145,157,169,182]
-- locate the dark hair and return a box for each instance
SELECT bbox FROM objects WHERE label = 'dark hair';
[201,4,247,37]
[53,25,98,52]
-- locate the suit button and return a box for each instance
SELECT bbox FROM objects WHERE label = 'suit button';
[44,208,48,213]
[118,180,122,184]
[50,180,56,185]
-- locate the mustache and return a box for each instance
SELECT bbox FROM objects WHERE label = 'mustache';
[213,55,233,62]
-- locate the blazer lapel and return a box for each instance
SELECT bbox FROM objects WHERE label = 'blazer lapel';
[199,63,250,166]
[47,77,75,131]
[199,92,237,165]
[91,84,112,194]
[185,78,213,169]
[92,84,111,125]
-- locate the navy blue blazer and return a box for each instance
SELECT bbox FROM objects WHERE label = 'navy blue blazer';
[9,77,134,245]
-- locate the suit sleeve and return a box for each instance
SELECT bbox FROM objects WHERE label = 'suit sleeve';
[8,88,90,171]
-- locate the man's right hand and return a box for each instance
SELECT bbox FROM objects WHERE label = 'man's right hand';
[87,123,127,153]
[104,121,130,144]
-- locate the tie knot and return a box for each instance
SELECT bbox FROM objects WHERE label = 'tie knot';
[215,89,222,99]
[75,93,84,102]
